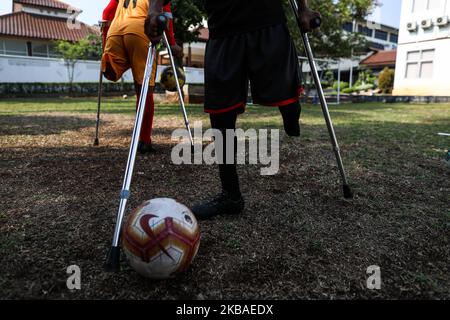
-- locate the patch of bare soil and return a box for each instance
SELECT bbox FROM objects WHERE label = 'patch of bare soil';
[0,111,448,299]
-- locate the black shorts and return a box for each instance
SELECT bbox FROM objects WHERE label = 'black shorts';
[204,23,300,114]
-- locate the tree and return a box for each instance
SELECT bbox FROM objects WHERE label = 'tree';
[55,34,101,90]
[84,34,103,60]
[323,69,335,88]
[170,0,206,44]
[378,67,395,94]
[283,0,378,59]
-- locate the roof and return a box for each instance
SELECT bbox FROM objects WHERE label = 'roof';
[360,50,397,67]
[14,0,79,11]
[0,12,98,41]
[363,20,399,33]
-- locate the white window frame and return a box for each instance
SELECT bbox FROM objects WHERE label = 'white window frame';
[405,49,435,79]
[427,0,442,10]
[3,39,28,56]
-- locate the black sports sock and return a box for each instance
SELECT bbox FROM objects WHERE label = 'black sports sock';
[210,112,241,199]
[279,101,301,137]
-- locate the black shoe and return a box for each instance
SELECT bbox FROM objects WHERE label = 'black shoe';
[137,141,155,154]
[192,192,245,220]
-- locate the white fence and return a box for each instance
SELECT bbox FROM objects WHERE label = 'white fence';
[0,54,204,84]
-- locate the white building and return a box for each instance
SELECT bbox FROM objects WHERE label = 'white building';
[393,0,450,96]
[0,0,204,84]
[343,20,399,51]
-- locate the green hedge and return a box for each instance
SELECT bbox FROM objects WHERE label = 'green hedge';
[0,82,167,97]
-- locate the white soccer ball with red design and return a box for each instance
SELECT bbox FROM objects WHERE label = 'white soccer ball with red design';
[122,198,200,279]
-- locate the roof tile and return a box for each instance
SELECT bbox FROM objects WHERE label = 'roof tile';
[14,0,77,11]
[361,50,397,66]
[0,12,98,41]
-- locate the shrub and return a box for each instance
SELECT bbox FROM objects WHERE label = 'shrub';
[323,70,335,88]
[354,83,376,92]
[321,80,331,89]
[378,67,395,94]
[341,87,355,94]
[333,81,349,90]
[357,69,376,84]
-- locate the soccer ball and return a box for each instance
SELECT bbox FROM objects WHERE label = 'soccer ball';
[159,66,186,92]
[122,198,200,279]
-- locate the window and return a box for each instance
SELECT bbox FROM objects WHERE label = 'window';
[48,44,58,58]
[375,30,388,41]
[427,0,442,10]
[369,42,385,50]
[32,42,48,57]
[3,39,27,56]
[358,25,373,37]
[343,22,353,32]
[390,34,398,43]
[405,49,435,79]
[412,0,441,12]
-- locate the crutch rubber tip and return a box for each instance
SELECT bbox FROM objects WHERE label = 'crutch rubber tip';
[104,246,121,272]
[343,185,354,199]
[94,138,99,146]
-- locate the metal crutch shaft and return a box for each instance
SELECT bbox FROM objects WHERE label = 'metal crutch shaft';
[289,0,353,198]
[94,20,108,147]
[161,32,194,149]
[94,67,103,146]
[105,44,157,272]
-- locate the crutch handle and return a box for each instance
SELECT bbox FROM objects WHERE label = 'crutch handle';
[310,16,322,29]
[156,14,168,35]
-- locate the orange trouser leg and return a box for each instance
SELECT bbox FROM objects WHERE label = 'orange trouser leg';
[135,85,155,144]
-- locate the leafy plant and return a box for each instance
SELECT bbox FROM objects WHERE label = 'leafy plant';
[378,67,395,94]
[342,87,355,94]
[171,0,206,44]
[354,83,375,92]
[54,34,101,90]
[323,70,335,88]
[333,81,349,90]
[355,68,376,87]
[283,0,378,59]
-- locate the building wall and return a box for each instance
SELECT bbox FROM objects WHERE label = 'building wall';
[0,36,60,57]
[20,5,73,19]
[343,20,399,50]
[393,0,450,96]
[13,2,23,12]
[0,54,204,84]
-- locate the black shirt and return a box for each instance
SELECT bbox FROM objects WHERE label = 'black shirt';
[204,0,286,38]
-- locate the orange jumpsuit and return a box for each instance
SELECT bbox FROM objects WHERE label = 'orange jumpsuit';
[101,0,177,144]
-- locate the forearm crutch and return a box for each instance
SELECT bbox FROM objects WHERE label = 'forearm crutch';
[289,0,353,199]
[104,15,193,271]
[161,32,194,148]
[105,22,161,272]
